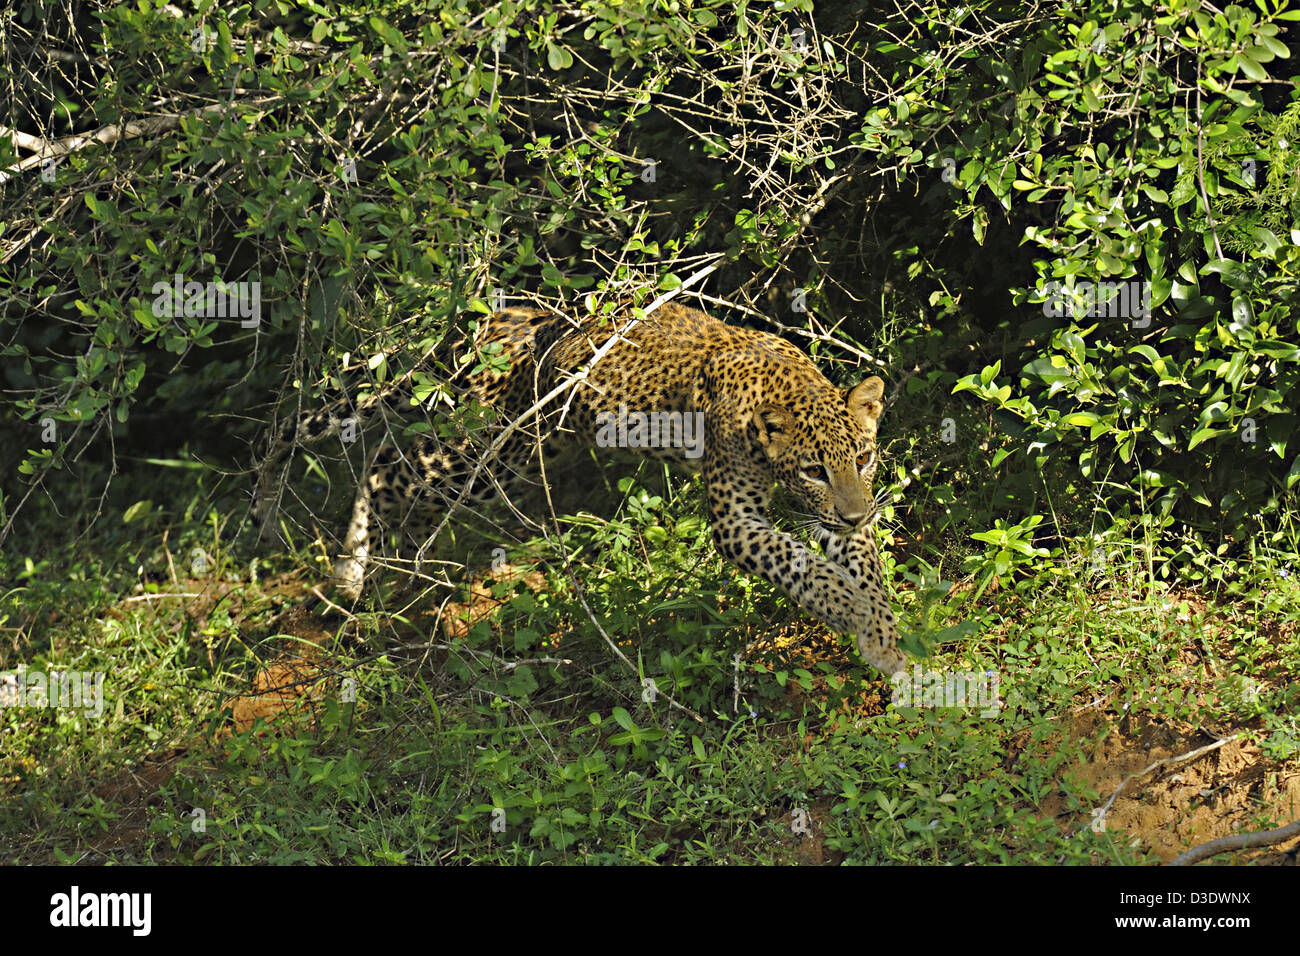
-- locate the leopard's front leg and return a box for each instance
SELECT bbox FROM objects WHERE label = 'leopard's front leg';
[822,521,906,675]
[708,486,905,677]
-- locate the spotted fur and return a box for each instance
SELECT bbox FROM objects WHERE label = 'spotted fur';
[253,303,905,675]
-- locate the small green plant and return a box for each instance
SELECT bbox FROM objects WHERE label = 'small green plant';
[963,514,1054,601]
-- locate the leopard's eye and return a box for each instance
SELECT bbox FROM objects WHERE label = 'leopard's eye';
[802,464,830,484]
[857,450,876,470]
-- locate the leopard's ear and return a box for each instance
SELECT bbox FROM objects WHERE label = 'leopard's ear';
[846,376,885,428]
[750,404,794,459]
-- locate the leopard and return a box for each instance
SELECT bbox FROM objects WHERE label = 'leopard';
[252,302,907,676]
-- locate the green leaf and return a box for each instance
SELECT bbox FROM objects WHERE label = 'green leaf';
[1287,456,1300,489]
[1248,227,1281,257]
[1236,52,1267,81]
[1023,357,1071,385]
[1196,401,1230,427]
[546,42,573,71]
[1129,344,1161,366]
[1201,259,1252,290]
[368,16,406,51]
[541,263,564,287]
[1063,412,1100,427]
[1254,341,1300,362]
[123,500,153,523]
[1136,469,1172,487]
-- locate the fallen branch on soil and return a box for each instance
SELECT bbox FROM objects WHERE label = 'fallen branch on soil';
[1092,733,1240,836]
[1169,817,1300,866]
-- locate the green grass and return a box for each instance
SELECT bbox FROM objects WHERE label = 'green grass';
[1,463,1298,865]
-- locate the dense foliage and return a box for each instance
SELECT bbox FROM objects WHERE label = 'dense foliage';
[3,0,1299,576]
[2,0,1299,866]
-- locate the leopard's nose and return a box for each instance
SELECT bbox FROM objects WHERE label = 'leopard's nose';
[838,506,867,525]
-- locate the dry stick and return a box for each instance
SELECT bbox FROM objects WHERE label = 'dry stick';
[0,98,279,186]
[308,585,360,622]
[1093,733,1240,832]
[387,637,572,674]
[0,124,48,152]
[695,289,890,374]
[1170,816,1300,866]
[501,656,573,671]
[570,579,706,725]
[163,529,179,586]
[2,190,79,264]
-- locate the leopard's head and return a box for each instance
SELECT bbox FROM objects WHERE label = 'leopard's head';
[749,374,885,534]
